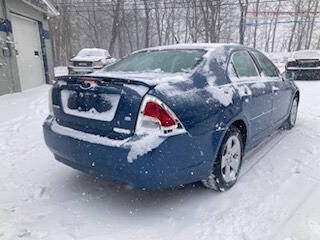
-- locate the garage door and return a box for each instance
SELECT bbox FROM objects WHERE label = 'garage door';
[10,13,45,91]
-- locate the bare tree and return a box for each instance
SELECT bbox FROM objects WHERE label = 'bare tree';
[239,0,249,45]
[271,0,281,52]
[253,0,260,48]
[143,0,150,48]
[305,0,319,49]
[109,0,122,56]
[288,0,302,52]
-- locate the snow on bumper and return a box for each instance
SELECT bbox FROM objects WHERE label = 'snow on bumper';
[43,116,221,190]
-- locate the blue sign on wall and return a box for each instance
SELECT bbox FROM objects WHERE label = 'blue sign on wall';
[0,18,12,33]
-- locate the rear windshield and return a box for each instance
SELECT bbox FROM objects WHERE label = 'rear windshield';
[293,50,320,59]
[78,49,106,57]
[104,49,206,73]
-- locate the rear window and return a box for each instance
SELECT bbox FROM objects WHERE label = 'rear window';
[231,51,259,78]
[104,49,206,73]
[293,50,320,59]
[78,49,106,57]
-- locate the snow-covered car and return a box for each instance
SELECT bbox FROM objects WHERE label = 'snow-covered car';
[43,44,300,191]
[285,50,320,80]
[68,48,116,75]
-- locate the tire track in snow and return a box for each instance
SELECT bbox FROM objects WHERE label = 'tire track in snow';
[269,182,320,240]
[240,129,292,179]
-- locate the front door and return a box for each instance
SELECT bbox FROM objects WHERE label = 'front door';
[251,50,293,126]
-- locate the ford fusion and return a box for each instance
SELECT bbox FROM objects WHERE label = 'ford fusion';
[43,44,299,191]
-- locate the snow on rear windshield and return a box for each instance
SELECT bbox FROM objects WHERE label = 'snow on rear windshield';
[77,49,106,57]
[293,50,320,59]
[104,49,206,73]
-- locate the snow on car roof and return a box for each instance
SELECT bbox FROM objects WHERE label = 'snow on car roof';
[80,48,108,52]
[78,48,110,57]
[134,43,241,53]
[292,50,320,59]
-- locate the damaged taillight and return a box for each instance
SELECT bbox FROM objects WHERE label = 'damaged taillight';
[135,95,186,135]
[144,101,176,127]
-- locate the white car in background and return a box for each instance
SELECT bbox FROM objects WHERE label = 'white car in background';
[68,48,116,74]
[285,50,320,80]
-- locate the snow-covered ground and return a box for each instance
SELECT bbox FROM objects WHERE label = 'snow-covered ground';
[1,81,320,240]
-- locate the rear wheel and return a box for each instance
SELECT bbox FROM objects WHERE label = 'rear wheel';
[202,126,243,192]
[284,97,299,129]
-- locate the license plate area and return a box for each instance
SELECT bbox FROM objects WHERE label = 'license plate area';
[60,90,120,122]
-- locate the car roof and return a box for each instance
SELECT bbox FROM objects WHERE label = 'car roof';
[134,43,242,53]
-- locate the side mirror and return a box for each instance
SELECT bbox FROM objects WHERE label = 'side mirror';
[281,71,296,81]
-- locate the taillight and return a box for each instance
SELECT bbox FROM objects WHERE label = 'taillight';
[144,102,176,127]
[135,95,186,135]
[93,60,104,68]
[286,60,297,68]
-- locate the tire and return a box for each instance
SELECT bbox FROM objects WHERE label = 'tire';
[284,97,299,129]
[202,126,244,192]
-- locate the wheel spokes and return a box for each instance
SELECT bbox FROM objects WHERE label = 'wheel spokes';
[221,136,241,183]
[224,165,231,182]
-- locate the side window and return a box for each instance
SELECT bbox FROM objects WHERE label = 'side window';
[231,51,259,78]
[227,62,238,80]
[252,51,279,78]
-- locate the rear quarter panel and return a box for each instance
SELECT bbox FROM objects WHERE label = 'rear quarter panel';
[149,46,248,138]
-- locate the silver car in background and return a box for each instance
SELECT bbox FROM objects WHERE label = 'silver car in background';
[285,50,320,81]
[68,48,116,75]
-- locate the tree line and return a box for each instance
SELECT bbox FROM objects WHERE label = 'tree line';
[49,0,320,66]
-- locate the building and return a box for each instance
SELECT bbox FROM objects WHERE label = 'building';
[0,0,58,96]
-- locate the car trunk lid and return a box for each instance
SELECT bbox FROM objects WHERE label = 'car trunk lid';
[52,75,151,140]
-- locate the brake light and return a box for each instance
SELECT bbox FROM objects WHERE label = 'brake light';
[144,102,176,127]
[135,95,186,135]
[286,60,297,68]
[93,60,104,68]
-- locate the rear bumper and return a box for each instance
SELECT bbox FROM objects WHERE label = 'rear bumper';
[286,68,320,80]
[43,116,222,190]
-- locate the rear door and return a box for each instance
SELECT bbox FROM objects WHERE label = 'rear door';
[251,50,293,126]
[229,50,273,142]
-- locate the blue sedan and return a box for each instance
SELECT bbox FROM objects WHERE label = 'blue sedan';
[43,44,299,191]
